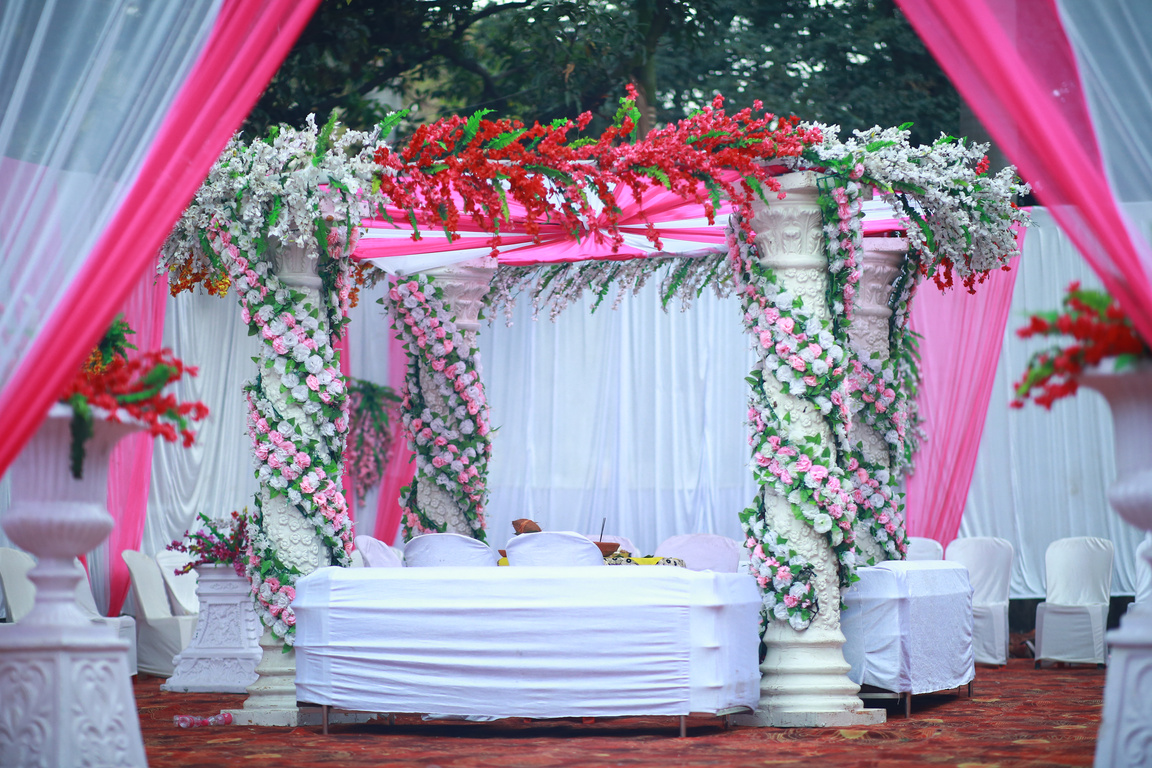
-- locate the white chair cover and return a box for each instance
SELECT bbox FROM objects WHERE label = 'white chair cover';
[154,550,200,616]
[1135,533,1152,604]
[506,531,606,567]
[906,537,945,561]
[654,534,742,572]
[121,550,197,676]
[0,548,138,674]
[586,534,637,556]
[355,535,403,568]
[349,549,366,568]
[1035,536,1114,665]
[946,537,1014,665]
[404,533,499,568]
[0,547,35,621]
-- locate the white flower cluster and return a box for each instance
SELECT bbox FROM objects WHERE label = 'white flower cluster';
[810,124,1029,281]
[485,252,734,327]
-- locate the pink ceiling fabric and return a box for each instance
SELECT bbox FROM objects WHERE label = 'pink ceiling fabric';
[0,0,322,478]
[896,0,1152,346]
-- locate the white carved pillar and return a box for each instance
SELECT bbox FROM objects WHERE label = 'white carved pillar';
[0,405,147,767]
[1081,364,1152,768]
[230,240,332,727]
[735,172,883,728]
[412,255,497,535]
[848,236,907,564]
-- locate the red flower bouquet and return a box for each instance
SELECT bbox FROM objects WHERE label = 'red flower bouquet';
[59,316,209,477]
[1012,282,1150,408]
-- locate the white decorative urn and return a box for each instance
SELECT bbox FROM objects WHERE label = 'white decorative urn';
[0,404,147,767]
[1081,362,1152,768]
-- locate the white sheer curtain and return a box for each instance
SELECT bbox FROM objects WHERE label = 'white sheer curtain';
[97,289,263,611]
[478,284,757,556]
[960,208,1143,597]
[1057,1,1152,209]
[0,0,220,392]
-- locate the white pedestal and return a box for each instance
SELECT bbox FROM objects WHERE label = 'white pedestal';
[162,564,262,693]
[0,405,146,766]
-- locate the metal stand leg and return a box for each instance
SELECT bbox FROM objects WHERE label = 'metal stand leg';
[679,716,687,737]
[904,693,911,718]
[322,705,329,735]
[968,680,973,697]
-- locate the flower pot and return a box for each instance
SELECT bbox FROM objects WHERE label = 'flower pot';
[1078,362,1152,532]
[0,403,147,766]
[1078,362,1152,768]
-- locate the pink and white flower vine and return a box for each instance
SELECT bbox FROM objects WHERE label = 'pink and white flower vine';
[388,275,493,541]
[160,114,385,643]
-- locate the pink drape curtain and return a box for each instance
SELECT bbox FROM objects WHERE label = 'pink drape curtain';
[905,253,1022,546]
[373,313,415,545]
[0,0,321,479]
[104,270,169,615]
[895,0,1152,345]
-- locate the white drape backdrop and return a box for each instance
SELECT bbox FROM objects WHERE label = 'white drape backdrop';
[478,287,758,556]
[959,207,1142,597]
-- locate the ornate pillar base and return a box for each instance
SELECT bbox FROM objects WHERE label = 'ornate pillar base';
[225,629,374,727]
[226,628,305,726]
[0,624,145,767]
[162,565,262,694]
[1094,601,1152,767]
[732,618,885,727]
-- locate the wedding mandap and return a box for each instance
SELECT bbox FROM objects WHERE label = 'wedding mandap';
[1,1,1150,767]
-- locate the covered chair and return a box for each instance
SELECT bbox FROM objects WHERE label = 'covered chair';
[154,549,200,616]
[506,531,606,567]
[654,534,741,572]
[906,537,945,561]
[0,548,138,674]
[1135,533,1152,604]
[1034,537,1114,667]
[355,535,403,568]
[404,532,499,567]
[945,537,1014,665]
[121,550,197,676]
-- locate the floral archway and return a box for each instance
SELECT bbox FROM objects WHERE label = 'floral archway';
[162,90,1026,648]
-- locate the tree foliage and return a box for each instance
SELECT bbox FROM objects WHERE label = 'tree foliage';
[245,0,958,145]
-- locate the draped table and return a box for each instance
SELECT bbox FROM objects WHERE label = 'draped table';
[840,560,975,715]
[293,566,761,728]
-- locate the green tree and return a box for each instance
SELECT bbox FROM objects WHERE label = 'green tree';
[247,0,957,145]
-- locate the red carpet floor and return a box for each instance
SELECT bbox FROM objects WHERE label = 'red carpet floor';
[137,659,1103,768]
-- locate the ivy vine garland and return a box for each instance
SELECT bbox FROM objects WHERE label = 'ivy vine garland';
[387,275,493,542]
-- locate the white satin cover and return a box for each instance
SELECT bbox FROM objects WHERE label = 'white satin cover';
[841,560,975,695]
[293,566,761,718]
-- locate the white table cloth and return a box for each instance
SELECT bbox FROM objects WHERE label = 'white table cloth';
[294,566,761,718]
[841,560,975,695]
